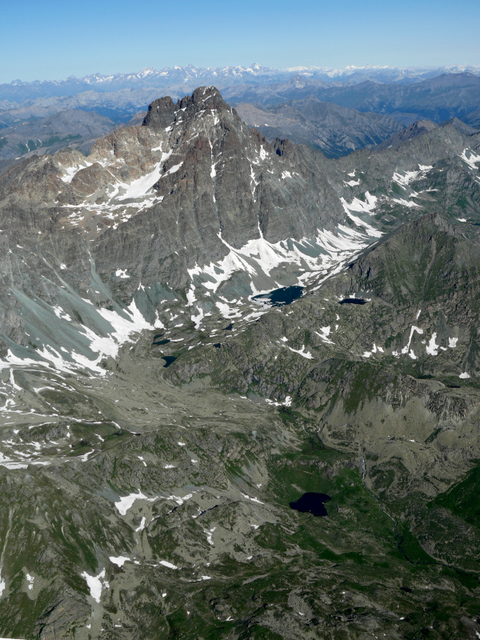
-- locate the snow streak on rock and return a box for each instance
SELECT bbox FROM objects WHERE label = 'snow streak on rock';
[0,297,163,378]
[186,225,373,327]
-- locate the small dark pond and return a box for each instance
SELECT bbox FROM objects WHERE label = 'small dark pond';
[153,339,170,346]
[214,343,221,348]
[339,298,367,305]
[223,323,233,331]
[290,492,332,517]
[253,285,304,307]
[162,356,177,368]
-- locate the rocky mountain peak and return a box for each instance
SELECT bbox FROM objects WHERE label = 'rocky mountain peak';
[142,95,176,129]
[377,119,438,150]
[409,119,438,133]
[179,85,229,111]
[143,86,232,132]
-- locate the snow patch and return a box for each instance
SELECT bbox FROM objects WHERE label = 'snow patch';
[206,527,216,546]
[341,191,377,214]
[460,149,480,170]
[390,197,420,208]
[0,295,164,378]
[188,226,372,299]
[109,556,130,567]
[0,452,28,470]
[392,325,423,359]
[241,493,264,505]
[60,161,93,183]
[315,326,334,344]
[426,332,439,356]
[288,345,313,359]
[392,170,419,187]
[115,492,156,516]
[81,569,109,603]
[135,517,147,532]
[117,150,173,200]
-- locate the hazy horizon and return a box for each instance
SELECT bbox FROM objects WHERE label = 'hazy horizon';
[1,0,479,84]
[3,61,480,86]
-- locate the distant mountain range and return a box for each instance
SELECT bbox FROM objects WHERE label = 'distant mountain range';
[235,99,405,157]
[224,72,480,126]
[3,63,480,103]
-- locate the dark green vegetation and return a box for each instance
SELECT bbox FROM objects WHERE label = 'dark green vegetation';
[434,462,480,526]
[1,388,478,639]
[159,213,480,637]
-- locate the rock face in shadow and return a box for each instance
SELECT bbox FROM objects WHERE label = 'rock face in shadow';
[0,85,479,351]
[376,119,438,150]
[142,96,176,129]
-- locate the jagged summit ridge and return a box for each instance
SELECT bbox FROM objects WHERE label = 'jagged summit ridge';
[2,85,356,260]
[143,86,230,130]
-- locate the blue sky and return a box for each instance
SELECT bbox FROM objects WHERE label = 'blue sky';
[1,0,479,83]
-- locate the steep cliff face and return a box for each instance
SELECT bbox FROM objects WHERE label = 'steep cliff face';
[89,86,351,288]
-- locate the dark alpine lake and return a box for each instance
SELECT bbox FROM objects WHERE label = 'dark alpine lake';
[339,298,367,305]
[290,492,332,517]
[253,285,304,307]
